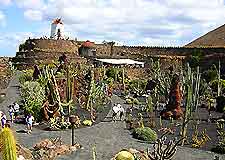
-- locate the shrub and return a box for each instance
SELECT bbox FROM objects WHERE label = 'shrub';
[211,120,225,154]
[126,98,133,104]
[211,145,225,154]
[133,98,139,105]
[132,127,157,142]
[106,68,119,80]
[126,97,140,105]
[83,120,93,126]
[21,81,46,121]
[19,69,33,84]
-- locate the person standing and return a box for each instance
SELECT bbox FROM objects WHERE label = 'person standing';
[26,114,34,134]
[1,112,7,128]
[119,105,125,121]
[13,102,20,119]
[8,106,14,123]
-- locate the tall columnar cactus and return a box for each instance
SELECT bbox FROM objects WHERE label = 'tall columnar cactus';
[0,127,17,160]
[193,66,201,112]
[218,60,221,97]
[181,63,201,146]
[66,65,75,115]
[42,66,72,116]
[86,70,95,110]
[146,95,153,113]
[122,68,125,91]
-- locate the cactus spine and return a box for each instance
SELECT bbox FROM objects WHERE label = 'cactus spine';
[0,127,17,160]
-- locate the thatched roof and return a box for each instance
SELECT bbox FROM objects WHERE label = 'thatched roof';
[185,24,225,47]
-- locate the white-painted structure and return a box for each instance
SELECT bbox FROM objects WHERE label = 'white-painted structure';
[96,58,145,67]
[50,18,64,39]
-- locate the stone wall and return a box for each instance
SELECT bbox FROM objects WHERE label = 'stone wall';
[33,39,78,53]
[13,39,225,71]
[0,57,11,90]
[95,45,225,58]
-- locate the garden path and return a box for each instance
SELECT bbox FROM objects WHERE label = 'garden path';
[0,73,225,160]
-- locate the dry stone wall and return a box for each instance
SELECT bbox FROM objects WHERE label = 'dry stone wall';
[12,39,225,71]
[32,39,79,53]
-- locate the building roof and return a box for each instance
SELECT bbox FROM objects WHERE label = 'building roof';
[82,40,94,48]
[52,18,63,25]
[185,23,225,47]
[96,58,145,66]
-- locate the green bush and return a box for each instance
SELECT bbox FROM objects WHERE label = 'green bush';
[106,68,118,80]
[132,127,157,142]
[211,145,225,154]
[19,69,33,84]
[83,120,93,126]
[126,97,140,105]
[133,98,139,105]
[202,69,217,83]
[126,98,133,104]
[21,81,46,121]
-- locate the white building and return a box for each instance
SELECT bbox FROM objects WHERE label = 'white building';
[50,18,64,39]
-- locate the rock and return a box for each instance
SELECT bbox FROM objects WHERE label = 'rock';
[54,144,71,155]
[17,155,25,160]
[16,144,33,160]
[32,138,81,159]
[34,139,53,150]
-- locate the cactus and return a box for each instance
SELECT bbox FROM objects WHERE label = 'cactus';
[42,66,73,116]
[92,144,97,160]
[66,65,75,115]
[217,60,221,97]
[192,129,211,148]
[122,68,125,91]
[86,70,95,110]
[0,127,17,160]
[181,63,201,146]
[147,131,185,160]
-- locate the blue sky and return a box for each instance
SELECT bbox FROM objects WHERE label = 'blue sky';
[1,0,225,57]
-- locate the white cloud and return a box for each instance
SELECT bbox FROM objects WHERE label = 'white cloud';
[0,32,36,56]
[15,0,46,9]
[0,11,6,27]
[13,0,225,46]
[24,10,43,21]
[0,0,11,6]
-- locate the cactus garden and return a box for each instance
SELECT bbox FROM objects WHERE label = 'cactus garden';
[0,55,225,160]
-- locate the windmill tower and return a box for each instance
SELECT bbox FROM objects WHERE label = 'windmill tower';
[50,18,64,39]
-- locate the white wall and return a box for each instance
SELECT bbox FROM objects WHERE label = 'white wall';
[50,23,64,39]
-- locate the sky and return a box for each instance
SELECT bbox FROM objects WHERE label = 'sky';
[1,0,225,57]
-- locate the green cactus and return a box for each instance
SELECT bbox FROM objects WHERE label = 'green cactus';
[181,64,201,146]
[0,127,17,160]
[146,95,153,113]
[86,70,95,110]
[217,60,221,97]
[66,65,75,115]
[122,68,125,91]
